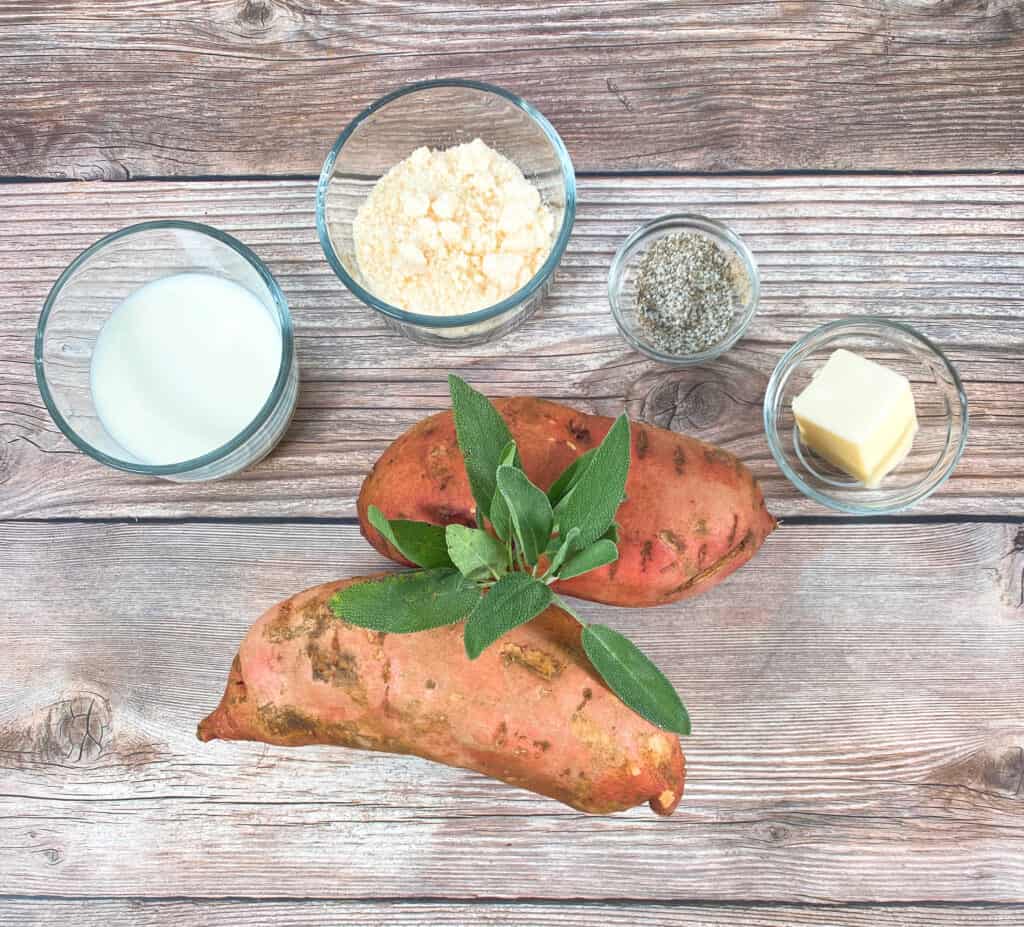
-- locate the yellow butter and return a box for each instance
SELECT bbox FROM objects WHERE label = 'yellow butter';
[792,348,918,488]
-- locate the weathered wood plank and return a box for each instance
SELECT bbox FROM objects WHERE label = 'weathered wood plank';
[1,0,1023,177]
[1,176,1020,519]
[2,520,1023,901]
[3,899,1024,927]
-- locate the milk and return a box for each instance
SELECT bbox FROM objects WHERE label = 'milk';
[90,272,282,466]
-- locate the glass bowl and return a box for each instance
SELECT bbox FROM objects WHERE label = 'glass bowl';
[763,318,968,514]
[608,214,759,366]
[35,220,299,482]
[316,79,576,346]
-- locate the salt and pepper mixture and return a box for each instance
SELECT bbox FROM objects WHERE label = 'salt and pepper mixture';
[634,231,749,356]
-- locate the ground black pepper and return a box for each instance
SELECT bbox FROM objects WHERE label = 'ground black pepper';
[634,232,747,355]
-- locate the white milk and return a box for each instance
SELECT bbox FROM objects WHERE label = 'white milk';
[90,272,282,465]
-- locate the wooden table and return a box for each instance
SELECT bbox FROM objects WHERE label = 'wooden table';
[2,3,1023,924]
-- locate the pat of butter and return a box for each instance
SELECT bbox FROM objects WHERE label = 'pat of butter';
[792,348,918,488]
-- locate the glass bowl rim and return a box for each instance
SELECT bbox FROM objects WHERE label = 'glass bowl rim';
[607,213,761,366]
[762,316,970,514]
[315,78,577,328]
[34,218,295,476]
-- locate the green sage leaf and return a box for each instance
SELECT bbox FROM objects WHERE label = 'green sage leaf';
[545,526,582,578]
[489,440,519,542]
[490,494,512,544]
[601,522,620,544]
[448,375,514,528]
[368,505,453,569]
[498,440,520,469]
[464,572,554,659]
[582,624,690,735]
[546,448,597,505]
[557,539,619,581]
[329,569,481,634]
[554,414,630,547]
[445,524,509,582]
[496,465,553,567]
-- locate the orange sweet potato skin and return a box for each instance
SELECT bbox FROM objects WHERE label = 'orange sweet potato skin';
[358,397,776,607]
[198,576,685,816]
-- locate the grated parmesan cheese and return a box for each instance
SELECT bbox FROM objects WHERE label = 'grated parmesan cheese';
[353,138,555,316]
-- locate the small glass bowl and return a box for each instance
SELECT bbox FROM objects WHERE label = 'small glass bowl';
[316,79,576,347]
[608,214,759,366]
[763,318,969,514]
[35,220,299,482]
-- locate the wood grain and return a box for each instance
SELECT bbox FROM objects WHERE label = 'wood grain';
[3,520,1022,902]
[1,176,1021,519]
[3,899,1024,927]
[1,1,1023,177]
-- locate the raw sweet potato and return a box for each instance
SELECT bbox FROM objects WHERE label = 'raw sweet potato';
[359,397,776,607]
[198,575,685,816]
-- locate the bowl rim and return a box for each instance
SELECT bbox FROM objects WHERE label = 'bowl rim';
[762,316,970,514]
[607,213,760,366]
[315,78,577,328]
[34,219,295,476]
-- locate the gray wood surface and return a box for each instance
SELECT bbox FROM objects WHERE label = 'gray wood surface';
[3,899,1024,926]
[3,521,1023,902]
[4,2,1024,921]
[3,176,1020,519]
[1,1,1022,178]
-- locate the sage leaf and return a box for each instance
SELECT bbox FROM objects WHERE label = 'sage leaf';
[330,569,482,634]
[448,375,514,528]
[490,492,512,544]
[498,440,520,469]
[601,522,620,544]
[464,572,553,659]
[445,524,509,582]
[489,440,519,542]
[545,526,582,579]
[546,448,596,505]
[582,624,690,735]
[554,414,630,547]
[557,539,619,581]
[496,465,553,567]
[368,505,453,569]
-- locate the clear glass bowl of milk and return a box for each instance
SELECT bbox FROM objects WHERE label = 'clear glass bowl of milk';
[35,221,299,481]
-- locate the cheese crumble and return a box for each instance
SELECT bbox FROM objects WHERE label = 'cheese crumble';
[353,138,555,315]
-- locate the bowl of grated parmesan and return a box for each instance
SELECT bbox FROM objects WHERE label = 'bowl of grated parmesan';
[316,80,576,346]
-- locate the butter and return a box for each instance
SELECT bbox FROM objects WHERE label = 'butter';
[792,348,918,488]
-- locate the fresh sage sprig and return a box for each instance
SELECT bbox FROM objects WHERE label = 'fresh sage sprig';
[329,375,690,736]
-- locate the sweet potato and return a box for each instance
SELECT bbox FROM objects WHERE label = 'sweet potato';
[359,397,776,607]
[198,575,685,816]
